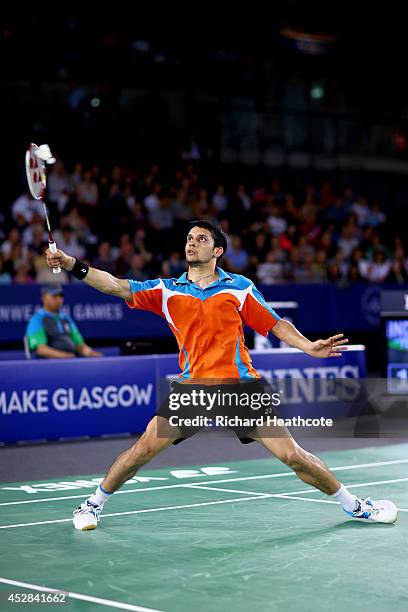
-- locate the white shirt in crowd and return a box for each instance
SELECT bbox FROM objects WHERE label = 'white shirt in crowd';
[12,193,45,224]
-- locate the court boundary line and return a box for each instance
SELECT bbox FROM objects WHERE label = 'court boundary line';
[184,484,271,497]
[0,494,277,530]
[274,495,408,512]
[186,479,408,512]
[1,474,407,529]
[2,458,408,508]
[0,577,163,612]
[269,477,408,496]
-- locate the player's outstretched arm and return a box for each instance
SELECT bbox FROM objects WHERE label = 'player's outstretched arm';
[271,319,349,358]
[46,248,131,300]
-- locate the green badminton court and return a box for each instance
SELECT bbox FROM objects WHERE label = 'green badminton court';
[0,443,407,611]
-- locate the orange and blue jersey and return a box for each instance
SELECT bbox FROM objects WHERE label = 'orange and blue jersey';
[126,267,280,379]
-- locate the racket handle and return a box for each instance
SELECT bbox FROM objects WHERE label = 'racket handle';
[49,241,61,274]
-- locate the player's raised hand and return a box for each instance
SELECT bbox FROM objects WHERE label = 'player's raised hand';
[309,334,349,358]
[46,247,73,271]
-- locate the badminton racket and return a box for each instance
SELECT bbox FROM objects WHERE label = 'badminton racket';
[25,143,60,274]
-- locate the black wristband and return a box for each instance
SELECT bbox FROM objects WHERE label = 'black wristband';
[70,259,89,280]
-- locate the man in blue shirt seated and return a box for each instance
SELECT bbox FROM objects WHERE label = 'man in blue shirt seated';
[26,284,102,359]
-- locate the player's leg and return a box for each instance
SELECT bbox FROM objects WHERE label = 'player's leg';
[101,416,176,492]
[73,416,178,530]
[255,430,340,493]
[253,429,398,523]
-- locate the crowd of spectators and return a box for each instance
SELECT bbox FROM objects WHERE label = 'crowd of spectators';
[1,159,406,288]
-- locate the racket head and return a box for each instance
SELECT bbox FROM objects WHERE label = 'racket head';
[25,143,46,200]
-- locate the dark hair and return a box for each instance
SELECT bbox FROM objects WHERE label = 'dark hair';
[188,220,228,259]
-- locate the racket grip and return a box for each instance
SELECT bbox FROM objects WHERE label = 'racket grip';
[49,241,61,274]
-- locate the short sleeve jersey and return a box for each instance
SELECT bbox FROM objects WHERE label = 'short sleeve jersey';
[126,268,280,379]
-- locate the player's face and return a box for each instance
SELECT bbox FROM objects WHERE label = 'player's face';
[185,227,218,264]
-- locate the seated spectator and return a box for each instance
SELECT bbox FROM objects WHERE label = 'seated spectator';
[327,261,344,283]
[225,236,249,274]
[92,241,116,274]
[286,247,306,282]
[76,169,99,208]
[359,251,391,282]
[48,160,73,209]
[148,189,174,231]
[347,263,364,283]
[25,285,102,359]
[311,250,328,282]
[70,162,84,190]
[13,260,34,284]
[283,194,300,225]
[162,251,185,278]
[1,228,26,260]
[126,253,149,281]
[267,204,288,236]
[252,232,270,262]
[351,197,370,227]
[133,228,154,266]
[365,235,391,261]
[318,229,337,259]
[328,250,348,279]
[212,184,228,213]
[366,201,386,228]
[256,251,284,285]
[62,205,89,241]
[171,188,192,221]
[387,247,408,284]
[53,225,85,261]
[11,190,45,226]
[325,197,348,227]
[143,183,161,211]
[115,236,135,277]
[297,235,315,260]
[299,191,318,223]
[23,222,47,252]
[337,224,360,259]
[3,240,29,278]
[227,184,252,228]
[350,247,365,268]
[235,184,252,212]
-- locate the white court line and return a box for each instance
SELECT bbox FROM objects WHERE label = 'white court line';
[184,484,271,497]
[0,495,274,530]
[0,577,163,612]
[1,476,407,529]
[2,458,408,508]
[273,477,408,496]
[274,494,408,513]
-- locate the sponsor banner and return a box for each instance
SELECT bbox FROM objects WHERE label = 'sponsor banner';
[0,356,156,443]
[0,349,366,444]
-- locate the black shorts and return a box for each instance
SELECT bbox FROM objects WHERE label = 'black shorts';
[156,377,281,445]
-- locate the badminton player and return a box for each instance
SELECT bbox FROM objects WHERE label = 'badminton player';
[46,220,398,529]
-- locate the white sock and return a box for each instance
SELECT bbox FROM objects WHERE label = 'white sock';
[88,485,112,508]
[331,484,358,512]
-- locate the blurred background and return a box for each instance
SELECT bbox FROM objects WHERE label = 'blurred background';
[2,7,408,373]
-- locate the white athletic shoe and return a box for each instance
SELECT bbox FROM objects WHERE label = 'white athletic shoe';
[344,497,398,524]
[73,500,101,530]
